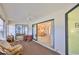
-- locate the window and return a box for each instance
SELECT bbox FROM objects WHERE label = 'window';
[24,25,28,35]
[15,24,28,35]
[0,18,4,38]
[32,19,54,48]
[8,25,15,37]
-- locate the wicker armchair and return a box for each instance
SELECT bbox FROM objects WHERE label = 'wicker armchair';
[0,40,23,55]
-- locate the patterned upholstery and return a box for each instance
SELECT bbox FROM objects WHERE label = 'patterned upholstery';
[0,40,23,55]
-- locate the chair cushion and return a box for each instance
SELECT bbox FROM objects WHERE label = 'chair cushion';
[0,40,23,55]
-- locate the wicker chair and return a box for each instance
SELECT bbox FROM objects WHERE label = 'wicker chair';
[0,40,23,55]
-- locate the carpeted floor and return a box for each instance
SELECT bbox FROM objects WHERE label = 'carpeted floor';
[15,40,60,55]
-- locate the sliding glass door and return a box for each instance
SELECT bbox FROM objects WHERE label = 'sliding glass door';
[15,24,28,40]
[32,19,54,48]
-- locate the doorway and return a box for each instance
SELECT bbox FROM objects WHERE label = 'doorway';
[32,19,54,48]
[65,4,79,55]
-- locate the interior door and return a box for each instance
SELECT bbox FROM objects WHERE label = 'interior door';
[66,4,79,55]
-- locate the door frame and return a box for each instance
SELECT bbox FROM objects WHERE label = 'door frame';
[65,4,79,55]
[32,19,55,48]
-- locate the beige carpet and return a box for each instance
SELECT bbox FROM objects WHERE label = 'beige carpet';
[15,40,60,55]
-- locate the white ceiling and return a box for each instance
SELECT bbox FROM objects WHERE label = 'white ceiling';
[1,3,76,24]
